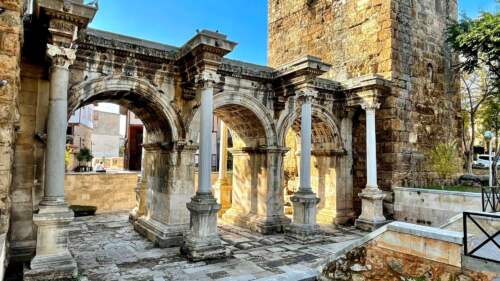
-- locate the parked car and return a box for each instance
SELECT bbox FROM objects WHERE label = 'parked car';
[473,154,500,169]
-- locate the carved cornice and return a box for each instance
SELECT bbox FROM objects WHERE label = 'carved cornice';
[47,44,76,68]
[35,0,97,28]
[345,75,391,108]
[79,29,177,60]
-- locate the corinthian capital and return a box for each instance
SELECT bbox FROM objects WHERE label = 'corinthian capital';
[46,44,77,68]
[296,87,318,103]
[361,101,381,111]
[196,70,219,89]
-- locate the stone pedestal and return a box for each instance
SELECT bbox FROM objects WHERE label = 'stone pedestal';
[24,205,77,281]
[181,194,231,261]
[355,189,387,231]
[134,217,188,248]
[285,191,321,242]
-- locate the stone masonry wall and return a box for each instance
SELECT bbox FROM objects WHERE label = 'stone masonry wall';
[321,241,494,281]
[65,172,139,213]
[10,65,49,260]
[0,0,23,236]
[268,0,462,216]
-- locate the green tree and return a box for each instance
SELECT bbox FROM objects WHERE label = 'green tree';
[448,11,500,173]
[428,142,461,188]
[479,95,500,184]
[447,12,499,92]
[76,147,93,168]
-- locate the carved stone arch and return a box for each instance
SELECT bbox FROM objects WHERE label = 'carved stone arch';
[69,75,182,143]
[277,103,344,152]
[187,92,277,148]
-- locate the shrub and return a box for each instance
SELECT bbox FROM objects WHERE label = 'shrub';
[427,141,461,187]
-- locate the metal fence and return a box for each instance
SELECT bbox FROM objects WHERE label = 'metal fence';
[482,186,500,212]
[463,211,500,263]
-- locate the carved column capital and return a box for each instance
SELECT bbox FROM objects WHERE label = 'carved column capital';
[195,70,219,89]
[47,44,76,69]
[296,87,318,103]
[361,101,380,111]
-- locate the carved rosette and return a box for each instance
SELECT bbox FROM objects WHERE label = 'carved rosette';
[296,87,318,104]
[46,44,77,69]
[195,70,219,90]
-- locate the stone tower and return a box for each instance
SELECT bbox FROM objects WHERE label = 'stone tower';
[269,0,462,215]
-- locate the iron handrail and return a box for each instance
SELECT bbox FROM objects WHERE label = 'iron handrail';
[463,211,500,263]
[481,186,500,212]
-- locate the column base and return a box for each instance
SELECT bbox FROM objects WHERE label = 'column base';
[355,189,388,231]
[24,252,77,281]
[134,217,188,248]
[26,202,77,281]
[249,216,291,234]
[181,194,231,262]
[285,191,321,243]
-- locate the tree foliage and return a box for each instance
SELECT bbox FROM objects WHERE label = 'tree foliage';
[427,141,460,187]
[447,12,500,93]
[76,147,93,163]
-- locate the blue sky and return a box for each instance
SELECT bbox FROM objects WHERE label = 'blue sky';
[89,0,498,66]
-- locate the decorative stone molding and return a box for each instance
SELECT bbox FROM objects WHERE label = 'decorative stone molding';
[361,101,381,111]
[196,70,220,89]
[46,44,76,68]
[296,87,318,103]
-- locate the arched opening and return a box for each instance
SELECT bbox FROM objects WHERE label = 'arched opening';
[281,107,345,225]
[188,93,284,233]
[67,77,192,248]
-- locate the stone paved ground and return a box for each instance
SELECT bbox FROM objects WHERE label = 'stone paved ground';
[68,212,366,281]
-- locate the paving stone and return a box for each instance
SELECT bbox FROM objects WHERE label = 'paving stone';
[68,212,365,281]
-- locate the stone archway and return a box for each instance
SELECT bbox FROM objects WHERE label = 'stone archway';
[70,75,194,247]
[188,92,288,234]
[278,104,349,225]
[69,75,182,143]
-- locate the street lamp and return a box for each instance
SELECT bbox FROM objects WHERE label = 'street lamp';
[484,130,493,186]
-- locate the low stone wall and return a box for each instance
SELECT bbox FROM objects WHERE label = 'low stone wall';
[318,222,497,281]
[394,187,482,227]
[65,172,139,213]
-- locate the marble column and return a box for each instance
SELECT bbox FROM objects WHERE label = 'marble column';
[181,71,230,261]
[355,102,387,231]
[213,121,231,216]
[286,88,321,242]
[25,45,78,280]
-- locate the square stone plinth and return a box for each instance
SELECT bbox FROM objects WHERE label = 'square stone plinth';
[355,189,388,231]
[285,191,322,243]
[134,216,188,248]
[181,194,231,261]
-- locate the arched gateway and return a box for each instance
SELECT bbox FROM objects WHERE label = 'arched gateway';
[17,1,392,277]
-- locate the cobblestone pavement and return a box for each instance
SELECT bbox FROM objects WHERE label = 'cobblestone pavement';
[68,213,366,281]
